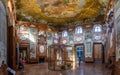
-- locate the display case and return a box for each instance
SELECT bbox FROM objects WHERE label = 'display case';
[48,44,73,71]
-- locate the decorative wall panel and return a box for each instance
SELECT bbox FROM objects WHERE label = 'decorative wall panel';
[85,42,92,58]
[69,31,74,45]
[74,35,83,44]
[29,28,37,59]
[84,30,92,41]
[47,32,53,45]
[84,30,93,62]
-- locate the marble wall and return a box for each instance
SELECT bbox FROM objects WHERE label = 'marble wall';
[0,1,7,67]
[115,0,120,61]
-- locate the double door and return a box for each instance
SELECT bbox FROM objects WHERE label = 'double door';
[94,43,103,62]
[76,45,84,63]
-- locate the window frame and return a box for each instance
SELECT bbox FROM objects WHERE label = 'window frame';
[75,26,83,35]
[62,30,68,38]
[94,25,102,32]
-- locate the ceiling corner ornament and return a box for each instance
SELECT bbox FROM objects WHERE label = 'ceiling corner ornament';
[16,0,108,23]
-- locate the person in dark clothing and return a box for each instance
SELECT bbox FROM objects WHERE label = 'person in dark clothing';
[18,58,24,69]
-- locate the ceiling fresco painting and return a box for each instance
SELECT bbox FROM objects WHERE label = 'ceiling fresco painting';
[37,0,86,18]
[15,0,108,24]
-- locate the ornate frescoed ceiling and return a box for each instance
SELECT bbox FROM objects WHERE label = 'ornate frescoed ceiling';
[15,0,108,26]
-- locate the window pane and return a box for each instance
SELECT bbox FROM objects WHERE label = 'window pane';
[94,25,102,32]
[62,31,68,37]
[75,27,83,34]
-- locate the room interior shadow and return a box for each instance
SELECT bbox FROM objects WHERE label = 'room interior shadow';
[39,57,45,63]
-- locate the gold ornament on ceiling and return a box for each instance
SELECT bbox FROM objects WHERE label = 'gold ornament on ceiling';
[16,0,108,23]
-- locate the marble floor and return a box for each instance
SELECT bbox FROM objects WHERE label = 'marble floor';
[16,63,112,75]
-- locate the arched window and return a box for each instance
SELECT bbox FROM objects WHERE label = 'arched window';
[62,31,68,38]
[54,33,59,39]
[75,26,83,35]
[94,25,102,32]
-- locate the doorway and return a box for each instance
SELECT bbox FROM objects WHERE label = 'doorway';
[19,47,28,63]
[93,43,103,63]
[39,57,45,63]
[75,45,84,63]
